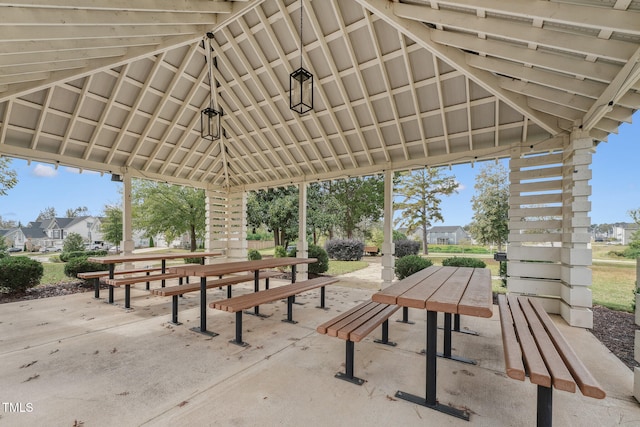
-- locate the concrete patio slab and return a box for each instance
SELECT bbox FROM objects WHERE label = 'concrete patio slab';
[0,274,638,426]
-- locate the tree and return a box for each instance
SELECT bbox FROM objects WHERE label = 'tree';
[37,207,57,221]
[65,206,88,218]
[0,216,18,229]
[330,176,384,239]
[394,167,459,254]
[63,232,85,252]
[247,187,299,247]
[307,182,342,245]
[100,205,123,249]
[0,157,17,196]
[468,163,509,251]
[131,180,205,252]
[629,209,640,243]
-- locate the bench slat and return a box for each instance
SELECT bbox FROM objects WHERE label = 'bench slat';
[427,267,472,314]
[507,294,552,387]
[373,266,439,305]
[77,267,163,279]
[497,294,526,381]
[398,267,456,309]
[350,304,400,342]
[317,301,372,336]
[332,302,384,339]
[519,297,576,393]
[105,272,183,287]
[528,298,606,399]
[211,277,338,312]
[153,271,279,297]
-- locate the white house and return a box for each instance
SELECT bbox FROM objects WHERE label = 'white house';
[613,223,639,245]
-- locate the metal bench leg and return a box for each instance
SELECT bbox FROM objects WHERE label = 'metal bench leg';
[396,306,415,324]
[170,295,181,325]
[335,340,365,385]
[190,277,218,337]
[230,311,248,347]
[146,271,151,290]
[537,385,553,427]
[227,285,232,298]
[124,285,131,309]
[374,320,397,346]
[435,313,476,365]
[94,278,100,299]
[316,286,328,309]
[447,313,478,336]
[282,295,297,324]
[108,285,114,304]
[265,278,269,290]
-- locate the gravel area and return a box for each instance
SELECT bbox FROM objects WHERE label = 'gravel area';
[2,281,639,371]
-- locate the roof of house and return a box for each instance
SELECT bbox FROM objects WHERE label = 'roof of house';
[427,226,467,233]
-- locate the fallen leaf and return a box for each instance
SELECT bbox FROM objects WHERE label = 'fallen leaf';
[178,401,188,407]
[23,374,40,382]
[20,361,37,368]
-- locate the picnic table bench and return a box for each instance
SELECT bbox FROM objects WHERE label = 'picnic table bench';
[210,276,339,346]
[77,266,163,298]
[317,300,399,385]
[101,264,201,309]
[363,245,379,256]
[153,271,280,325]
[498,294,605,427]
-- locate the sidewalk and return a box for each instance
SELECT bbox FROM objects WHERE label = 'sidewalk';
[0,263,637,426]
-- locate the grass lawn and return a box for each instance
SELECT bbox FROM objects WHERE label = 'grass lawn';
[33,247,640,313]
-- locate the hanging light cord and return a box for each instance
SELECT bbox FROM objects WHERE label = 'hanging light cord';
[299,0,303,70]
[207,35,215,110]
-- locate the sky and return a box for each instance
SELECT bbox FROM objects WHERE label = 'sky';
[0,112,638,227]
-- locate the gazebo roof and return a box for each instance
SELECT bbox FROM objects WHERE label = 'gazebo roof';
[0,0,639,191]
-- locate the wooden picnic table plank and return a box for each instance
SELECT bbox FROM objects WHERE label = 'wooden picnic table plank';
[87,251,221,264]
[372,265,440,305]
[457,268,493,318]
[397,266,456,309]
[426,267,473,314]
[172,257,317,277]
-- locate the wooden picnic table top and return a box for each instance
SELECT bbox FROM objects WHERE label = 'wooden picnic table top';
[372,265,492,318]
[87,251,222,264]
[170,257,318,277]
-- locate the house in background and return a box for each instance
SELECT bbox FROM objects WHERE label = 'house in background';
[613,223,639,245]
[426,226,471,245]
[2,216,105,251]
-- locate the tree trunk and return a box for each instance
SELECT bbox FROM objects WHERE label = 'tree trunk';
[422,226,429,255]
[189,225,197,252]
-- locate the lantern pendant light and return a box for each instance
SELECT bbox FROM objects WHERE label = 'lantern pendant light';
[201,32,221,141]
[290,0,313,115]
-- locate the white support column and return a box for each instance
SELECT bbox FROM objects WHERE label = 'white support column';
[634,258,640,402]
[507,132,594,328]
[205,188,248,263]
[560,129,594,328]
[381,170,395,288]
[297,182,309,281]
[121,173,134,256]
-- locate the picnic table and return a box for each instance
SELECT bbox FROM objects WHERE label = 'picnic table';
[372,265,492,421]
[170,257,319,336]
[87,251,222,305]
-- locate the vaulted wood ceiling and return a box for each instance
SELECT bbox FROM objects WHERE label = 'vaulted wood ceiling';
[1,0,639,191]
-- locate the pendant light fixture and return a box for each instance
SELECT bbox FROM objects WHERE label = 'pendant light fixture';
[201,32,221,141]
[289,0,313,115]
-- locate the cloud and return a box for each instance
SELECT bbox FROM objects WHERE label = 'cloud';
[456,182,466,191]
[32,164,58,177]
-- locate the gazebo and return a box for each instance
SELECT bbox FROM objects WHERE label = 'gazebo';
[1,0,639,329]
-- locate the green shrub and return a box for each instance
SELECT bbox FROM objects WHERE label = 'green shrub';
[308,244,329,274]
[394,239,420,258]
[499,261,507,287]
[325,239,364,261]
[441,257,486,268]
[183,256,203,264]
[63,232,85,253]
[274,245,287,258]
[395,255,432,280]
[60,249,107,262]
[287,246,297,257]
[64,257,108,278]
[0,256,44,292]
[248,249,262,261]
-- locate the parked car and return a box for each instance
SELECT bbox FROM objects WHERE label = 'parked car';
[7,247,22,252]
[39,247,62,253]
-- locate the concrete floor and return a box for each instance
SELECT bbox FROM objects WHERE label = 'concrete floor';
[0,270,638,427]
